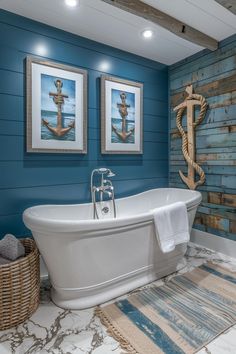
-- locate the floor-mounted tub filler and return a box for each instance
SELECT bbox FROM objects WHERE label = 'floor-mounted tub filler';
[23,171,201,310]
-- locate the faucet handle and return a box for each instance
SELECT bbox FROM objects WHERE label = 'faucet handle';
[103,185,114,191]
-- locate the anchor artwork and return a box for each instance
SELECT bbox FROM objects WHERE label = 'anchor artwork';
[41,75,76,141]
[111,90,135,144]
[101,75,143,154]
[42,78,75,139]
[174,85,208,190]
[26,57,87,153]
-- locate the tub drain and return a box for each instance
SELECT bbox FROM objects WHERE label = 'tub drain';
[102,206,109,214]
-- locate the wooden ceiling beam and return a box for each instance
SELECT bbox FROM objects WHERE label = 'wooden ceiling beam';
[214,0,236,14]
[101,0,218,51]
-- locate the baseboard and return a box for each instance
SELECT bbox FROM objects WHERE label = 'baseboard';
[191,228,236,259]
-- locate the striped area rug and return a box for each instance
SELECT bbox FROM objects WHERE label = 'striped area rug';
[96,263,236,354]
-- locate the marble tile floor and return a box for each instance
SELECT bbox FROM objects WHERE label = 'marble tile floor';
[0,242,236,354]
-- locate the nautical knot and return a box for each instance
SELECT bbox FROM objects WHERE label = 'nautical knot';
[176,92,207,189]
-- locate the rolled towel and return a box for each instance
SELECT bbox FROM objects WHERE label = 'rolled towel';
[0,256,12,265]
[0,234,25,261]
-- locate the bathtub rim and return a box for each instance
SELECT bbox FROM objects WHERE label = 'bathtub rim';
[23,188,202,233]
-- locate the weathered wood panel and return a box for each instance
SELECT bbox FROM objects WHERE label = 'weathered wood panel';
[171,104,236,129]
[170,56,236,91]
[198,204,236,221]
[170,132,236,149]
[171,159,236,166]
[170,165,236,176]
[171,125,236,139]
[222,175,236,189]
[169,34,236,240]
[169,180,236,195]
[171,152,236,161]
[171,73,236,107]
[207,192,236,208]
[195,213,230,232]
[170,37,236,78]
[230,221,236,234]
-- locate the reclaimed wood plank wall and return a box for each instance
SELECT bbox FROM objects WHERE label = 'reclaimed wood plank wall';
[169,34,236,241]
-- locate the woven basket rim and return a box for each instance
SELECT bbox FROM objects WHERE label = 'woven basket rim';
[0,237,40,331]
[0,237,38,269]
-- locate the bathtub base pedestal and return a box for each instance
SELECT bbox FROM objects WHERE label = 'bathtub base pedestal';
[50,252,186,309]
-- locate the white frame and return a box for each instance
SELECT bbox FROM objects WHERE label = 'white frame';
[101,75,143,154]
[26,56,87,153]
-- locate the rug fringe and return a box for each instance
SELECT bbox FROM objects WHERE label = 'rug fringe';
[95,307,139,354]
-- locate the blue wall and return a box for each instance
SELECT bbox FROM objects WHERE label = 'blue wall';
[0,10,168,238]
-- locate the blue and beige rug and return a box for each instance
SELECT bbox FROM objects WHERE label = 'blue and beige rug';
[96,263,236,354]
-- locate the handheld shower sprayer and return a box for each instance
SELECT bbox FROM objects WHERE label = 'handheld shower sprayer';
[96,168,115,178]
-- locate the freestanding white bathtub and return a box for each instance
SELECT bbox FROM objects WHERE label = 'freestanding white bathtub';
[23,188,201,309]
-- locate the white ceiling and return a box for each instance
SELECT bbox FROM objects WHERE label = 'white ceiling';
[1,0,236,65]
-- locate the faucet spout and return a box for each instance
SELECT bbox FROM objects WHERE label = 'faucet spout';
[90,168,116,219]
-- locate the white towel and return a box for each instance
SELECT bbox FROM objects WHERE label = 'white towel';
[152,202,189,253]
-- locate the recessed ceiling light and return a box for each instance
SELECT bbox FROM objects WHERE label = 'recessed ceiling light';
[142,29,153,39]
[65,0,78,7]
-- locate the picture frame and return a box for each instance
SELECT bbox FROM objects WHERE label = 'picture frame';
[26,56,87,153]
[101,75,143,154]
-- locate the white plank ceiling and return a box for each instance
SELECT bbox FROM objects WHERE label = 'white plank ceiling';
[1,0,236,64]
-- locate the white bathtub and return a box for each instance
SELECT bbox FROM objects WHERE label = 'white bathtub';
[23,188,201,309]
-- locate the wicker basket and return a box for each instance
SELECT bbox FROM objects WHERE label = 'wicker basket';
[0,238,40,330]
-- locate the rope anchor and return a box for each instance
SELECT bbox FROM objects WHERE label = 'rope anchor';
[173,85,208,190]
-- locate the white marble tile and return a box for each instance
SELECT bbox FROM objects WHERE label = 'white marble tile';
[204,325,236,354]
[0,306,120,354]
[196,348,208,354]
[0,243,235,354]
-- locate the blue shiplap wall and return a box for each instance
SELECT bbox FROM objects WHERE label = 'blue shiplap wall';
[169,34,236,241]
[0,10,168,238]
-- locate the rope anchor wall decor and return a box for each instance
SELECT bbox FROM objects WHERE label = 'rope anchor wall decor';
[174,85,208,190]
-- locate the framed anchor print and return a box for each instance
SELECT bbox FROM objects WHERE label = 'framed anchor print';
[101,75,143,154]
[26,56,87,153]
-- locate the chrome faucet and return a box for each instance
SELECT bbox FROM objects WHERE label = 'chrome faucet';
[90,168,116,219]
